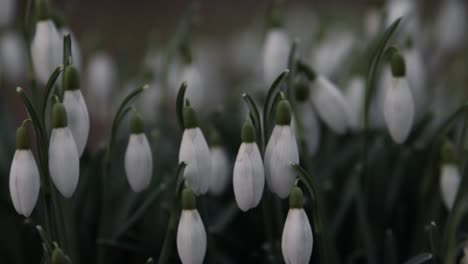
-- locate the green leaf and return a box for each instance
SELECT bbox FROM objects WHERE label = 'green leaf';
[403,253,433,264]
[176,82,188,131]
[286,40,298,107]
[41,65,64,126]
[425,222,441,263]
[242,93,264,154]
[63,34,72,67]
[263,70,289,142]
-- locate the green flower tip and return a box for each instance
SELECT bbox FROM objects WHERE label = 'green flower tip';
[183,105,198,129]
[35,0,50,21]
[275,99,292,125]
[295,80,310,102]
[52,102,68,128]
[16,126,29,150]
[182,187,197,210]
[209,129,222,146]
[130,112,144,134]
[241,121,256,143]
[63,66,80,91]
[289,186,304,209]
[51,247,72,264]
[391,52,406,77]
[441,140,455,164]
[268,1,283,28]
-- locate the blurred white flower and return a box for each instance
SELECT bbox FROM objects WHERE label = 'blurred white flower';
[262,28,291,85]
[177,188,207,264]
[292,102,320,156]
[31,19,62,85]
[282,186,313,264]
[0,0,15,28]
[265,99,299,199]
[403,46,426,117]
[440,163,461,210]
[9,126,40,217]
[345,77,365,131]
[209,146,230,195]
[233,122,264,211]
[435,0,466,52]
[365,8,382,40]
[49,103,80,198]
[124,113,152,192]
[169,61,206,113]
[385,0,420,38]
[311,76,351,134]
[0,31,27,82]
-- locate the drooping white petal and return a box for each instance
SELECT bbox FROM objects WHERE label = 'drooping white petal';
[31,20,61,85]
[345,77,365,131]
[262,29,291,85]
[292,103,320,156]
[49,128,80,198]
[124,134,153,192]
[311,76,351,134]
[9,150,40,217]
[179,128,211,195]
[383,76,415,143]
[63,90,90,156]
[209,147,230,195]
[177,210,207,264]
[440,164,461,210]
[233,142,265,211]
[0,0,15,28]
[265,126,299,199]
[281,209,313,264]
[0,31,27,82]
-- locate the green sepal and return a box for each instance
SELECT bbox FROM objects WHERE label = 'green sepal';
[289,186,304,209]
[183,105,198,129]
[181,187,197,210]
[275,99,292,125]
[63,66,80,91]
[16,126,29,150]
[441,140,455,164]
[241,121,256,143]
[52,102,68,128]
[130,112,144,134]
[35,0,49,21]
[391,52,406,77]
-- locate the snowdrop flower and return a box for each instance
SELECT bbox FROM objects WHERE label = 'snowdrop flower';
[282,186,313,264]
[309,71,351,134]
[233,121,265,211]
[208,131,230,195]
[345,77,365,131]
[31,0,61,85]
[0,0,15,28]
[124,112,153,192]
[9,124,40,217]
[383,51,414,143]
[0,31,27,82]
[265,96,299,199]
[49,102,80,198]
[179,103,211,195]
[435,0,466,52]
[262,28,291,85]
[177,187,207,264]
[62,65,89,156]
[439,141,460,210]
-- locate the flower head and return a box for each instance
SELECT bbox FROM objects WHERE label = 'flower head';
[262,28,291,85]
[440,141,460,210]
[209,132,230,195]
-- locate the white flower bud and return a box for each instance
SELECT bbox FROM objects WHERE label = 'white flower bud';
[281,209,313,264]
[179,128,211,195]
[63,90,89,156]
[9,150,40,217]
[344,77,365,131]
[125,134,153,192]
[311,76,351,134]
[292,103,320,156]
[262,28,291,85]
[177,209,207,264]
[233,142,265,211]
[209,146,230,195]
[440,163,461,210]
[0,31,27,82]
[265,125,299,199]
[31,19,61,85]
[383,76,414,143]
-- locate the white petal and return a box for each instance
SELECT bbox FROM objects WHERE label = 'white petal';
[311,76,350,134]
[49,128,80,198]
[383,77,414,143]
[262,29,290,85]
[345,77,365,131]
[233,143,265,211]
[440,164,461,210]
[177,210,207,264]
[264,126,299,198]
[125,134,153,192]
[9,150,40,217]
[282,209,313,264]
[293,103,320,156]
[63,90,90,156]
[0,31,27,81]
[31,20,61,85]
[179,128,211,195]
[209,147,230,195]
